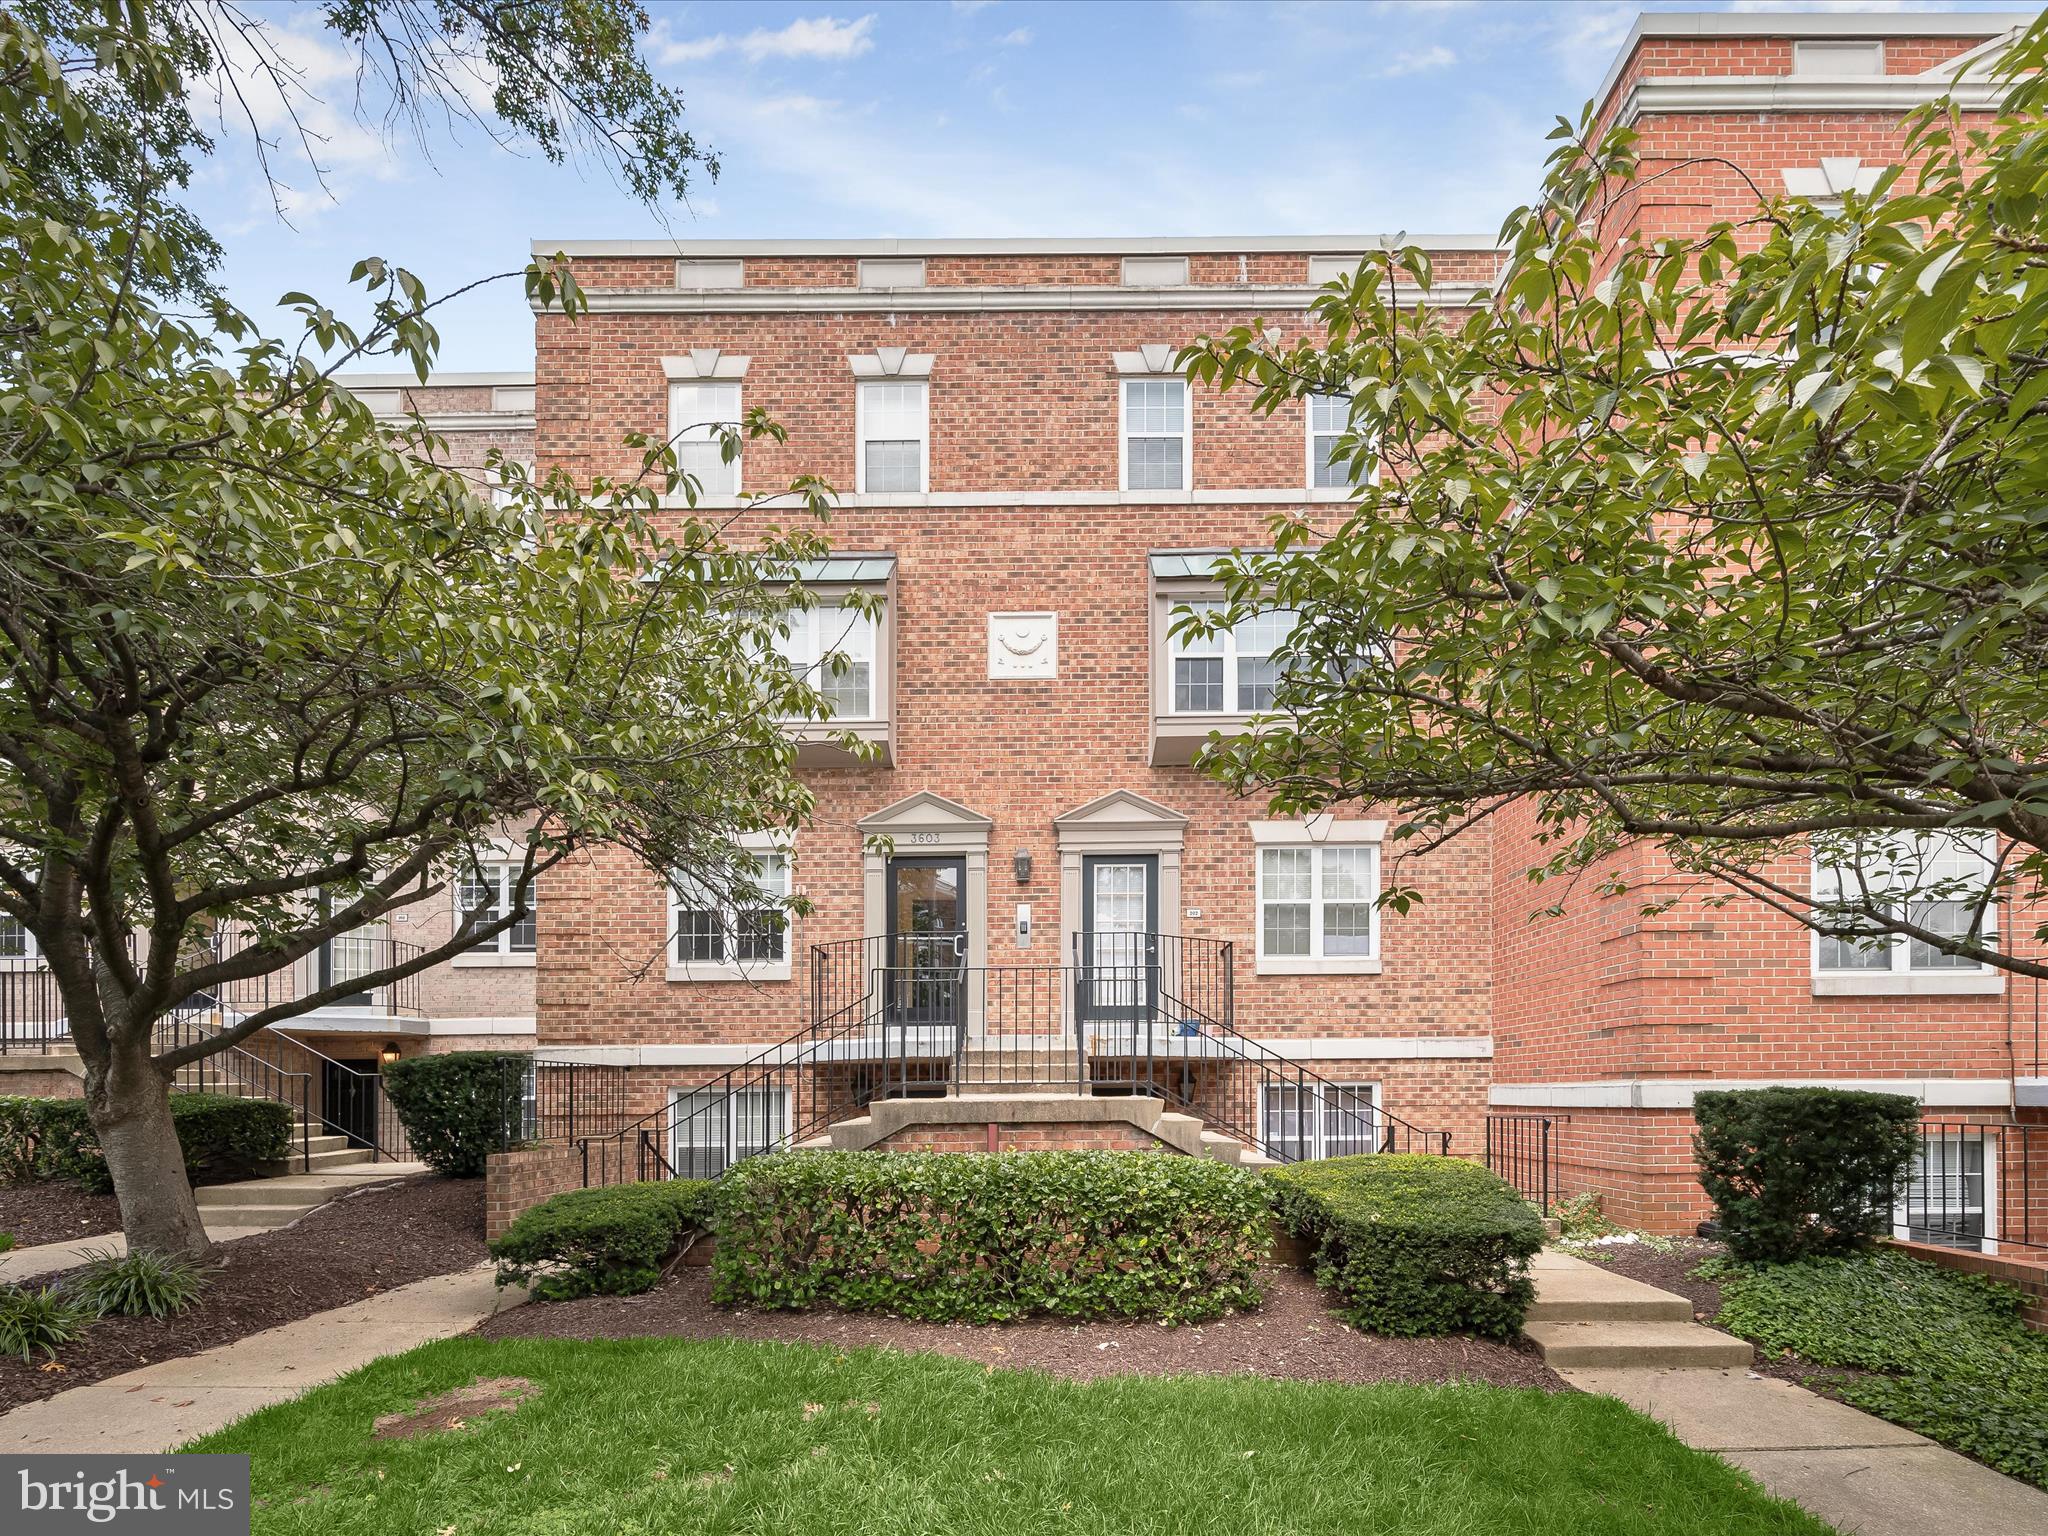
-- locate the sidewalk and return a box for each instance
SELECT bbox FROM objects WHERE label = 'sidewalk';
[0,1265,522,1453]
[0,1162,426,1283]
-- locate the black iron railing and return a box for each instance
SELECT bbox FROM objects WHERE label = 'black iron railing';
[1485,1113,1567,1212]
[1,929,428,1055]
[1896,1118,2042,1255]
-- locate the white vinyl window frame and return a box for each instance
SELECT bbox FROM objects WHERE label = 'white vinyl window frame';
[854,380,930,495]
[452,858,538,967]
[666,838,793,983]
[666,1084,793,1178]
[1252,827,1383,976]
[1119,376,1192,494]
[0,912,39,967]
[1893,1128,1998,1255]
[1810,830,2002,996]
[1166,599,1300,716]
[1307,392,1355,490]
[775,602,880,723]
[1258,1081,1381,1161]
[668,380,743,500]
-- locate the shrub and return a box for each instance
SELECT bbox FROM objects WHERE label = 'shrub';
[0,1094,291,1192]
[0,1233,12,1253]
[490,1180,714,1300]
[713,1150,1271,1325]
[1692,1088,1920,1263]
[0,1283,95,1362]
[1710,1249,2048,1489]
[381,1052,531,1177]
[1269,1154,1545,1338]
[68,1246,220,1319]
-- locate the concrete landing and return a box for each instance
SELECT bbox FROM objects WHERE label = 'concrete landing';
[0,1266,525,1454]
[1567,1367,2048,1536]
[1523,1249,1752,1368]
[0,1162,425,1283]
[817,1092,1276,1166]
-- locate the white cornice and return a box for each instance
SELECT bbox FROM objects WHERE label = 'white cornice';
[1618,72,2011,126]
[533,282,1484,316]
[533,234,1503,258]
[537,1034,1493,1067]
[1491,1077,2012,1110]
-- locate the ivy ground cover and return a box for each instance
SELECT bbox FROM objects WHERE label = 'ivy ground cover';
[191,1335,1830,1535]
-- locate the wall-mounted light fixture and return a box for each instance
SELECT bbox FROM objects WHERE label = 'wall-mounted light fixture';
[1014,849,1033,884]
[379,1041,401,1066]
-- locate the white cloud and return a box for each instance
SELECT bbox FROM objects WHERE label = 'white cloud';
[996,27,1034,47]
[656,13,878,67]
[1377,44,1456,79]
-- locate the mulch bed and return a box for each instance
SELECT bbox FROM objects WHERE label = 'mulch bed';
[0,1181,123,1248]
[0,1173,486,1415]
[479,1264,1565,1391]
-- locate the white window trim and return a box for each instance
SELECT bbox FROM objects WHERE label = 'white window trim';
[1305,392,1381,494]
[1254,838,1383,976]
[0,913,41,970]
[1809,831,2001,996]
[667,380,744,501]
[1256,1079,1382,1160]
[1893,1128,1998,1256]
[854,379,930,495]
[1119,377,1192,495]
[1164,600,1299,717]
[777,601,882,723]
[667,835,793,983]
[451,857,538,968]
[666,1084,794,1177]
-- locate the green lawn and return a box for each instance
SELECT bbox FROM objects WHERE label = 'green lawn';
[189,1336,1832,1535]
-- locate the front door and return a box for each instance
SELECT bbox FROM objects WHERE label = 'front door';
[1080,854,1158,1021]
[885,856,967,1029]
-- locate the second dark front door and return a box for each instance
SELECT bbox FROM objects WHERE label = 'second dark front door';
[885,856,967,1027]
[1081,854,1158,1021]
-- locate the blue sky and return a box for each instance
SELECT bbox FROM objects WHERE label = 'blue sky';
[180,1,2031,371]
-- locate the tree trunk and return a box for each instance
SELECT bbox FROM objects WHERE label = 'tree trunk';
[85,1034,214,1261]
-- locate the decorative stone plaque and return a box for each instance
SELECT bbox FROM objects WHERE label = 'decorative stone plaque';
[988,612,1058,679]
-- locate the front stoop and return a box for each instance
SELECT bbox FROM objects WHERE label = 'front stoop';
[800,1093,1273,1166]
[1523,1249,1753,1369]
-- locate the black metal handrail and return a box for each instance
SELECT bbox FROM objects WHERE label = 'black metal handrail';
[1486,1113,1568,1212]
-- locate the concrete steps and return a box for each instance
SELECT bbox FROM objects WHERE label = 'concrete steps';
[1523,1249,1752,1369]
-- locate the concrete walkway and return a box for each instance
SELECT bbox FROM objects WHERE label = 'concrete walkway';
[0,1162,427,1283]
[0,1265,524,1453]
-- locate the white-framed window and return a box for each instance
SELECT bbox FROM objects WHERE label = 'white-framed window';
[856,381,928,495]
[0,914,36,962]
[1257,843,1378,972]
[667,1085,792,1177]
[775,603,877,720]
[669,380,742,499]
[1308,392,1353,489]
[1169,600,1298,713]
[668,848,791,980]
[1812,830,1997,982]
[1261,1082,1379,1160]
[1894,1128,1994,1252]
[1121,378,1189,492]
[454,862,537,956]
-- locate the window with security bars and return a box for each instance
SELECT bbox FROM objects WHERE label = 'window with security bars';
[455,862,537,955]
[1895,1131,1990,1250]
[774,604,876,719]
[669,1086,791,1177]
[1122,378,1187,490]
[1169,600,1299,713]
[1262,1083,1378,1160]
[1309,393,1352,488]
[858,381,927,494]
[668,381,742,498]
[1812,831,1997,975]
[669,852,790,968]
[1259,845,1376,963]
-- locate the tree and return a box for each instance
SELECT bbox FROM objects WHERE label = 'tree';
[1181,20,2048,981]
[22,0,715,296]
[0,10,853,1258]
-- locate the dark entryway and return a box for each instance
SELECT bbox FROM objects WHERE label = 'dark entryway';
[321,1057,380,1149]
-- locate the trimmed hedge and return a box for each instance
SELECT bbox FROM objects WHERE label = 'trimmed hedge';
[1692,1087,1921,1263]
[713,1150,1272,1324]
[491,1180,714,1300]
[0,1094,291,1193]
[381,1051,531,1176]
[1269,1154,1544,1338]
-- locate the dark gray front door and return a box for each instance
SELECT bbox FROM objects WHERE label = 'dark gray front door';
[885,857,967,1027]
[1080,854,1157,1021]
